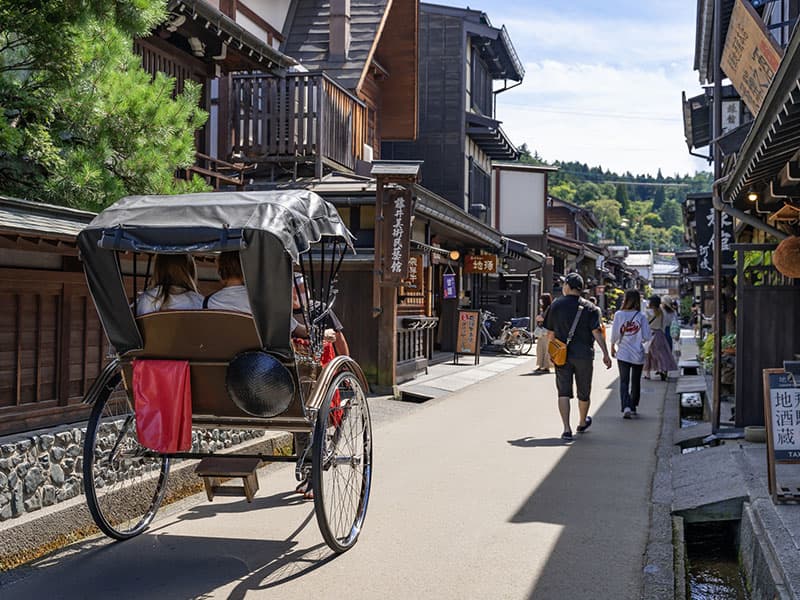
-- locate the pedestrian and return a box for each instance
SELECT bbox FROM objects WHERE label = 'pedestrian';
[544,272,612,441]
[533,293,553,373]
[643,295,677,380]
[661,296,677,352]
[610,290,651,419]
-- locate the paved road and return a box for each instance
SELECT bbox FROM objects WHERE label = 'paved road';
[2,355,667,600]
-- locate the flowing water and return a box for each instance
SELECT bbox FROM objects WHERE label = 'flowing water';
[686,521,749,600]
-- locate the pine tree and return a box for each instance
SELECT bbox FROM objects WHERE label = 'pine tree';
[615,184,630,213]
[653,186,666,211]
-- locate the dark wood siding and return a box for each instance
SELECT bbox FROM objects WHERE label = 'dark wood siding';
[381,9,465,206]
[546,207,576,239]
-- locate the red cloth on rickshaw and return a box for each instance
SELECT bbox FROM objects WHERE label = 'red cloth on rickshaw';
[321,341,343,427]
[132,359,192,453]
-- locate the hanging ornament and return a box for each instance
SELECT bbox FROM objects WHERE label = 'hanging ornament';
[773,236,800,279]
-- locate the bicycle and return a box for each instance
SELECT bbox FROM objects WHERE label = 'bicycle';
[479,310,534,355]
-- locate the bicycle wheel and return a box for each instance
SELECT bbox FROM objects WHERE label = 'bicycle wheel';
[83,370,171,540]
[312,370,372,553]
[519,330,534,355]
[504,331,523,355]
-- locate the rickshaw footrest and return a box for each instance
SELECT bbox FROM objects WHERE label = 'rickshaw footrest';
[195,456,261,502]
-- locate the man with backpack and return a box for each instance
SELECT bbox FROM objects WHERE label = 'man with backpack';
[544,273,612,441]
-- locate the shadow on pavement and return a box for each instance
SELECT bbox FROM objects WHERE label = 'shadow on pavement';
[505,378,665,600]
[173,490,309,523]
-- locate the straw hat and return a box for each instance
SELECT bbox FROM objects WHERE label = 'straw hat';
[774,236,800,279]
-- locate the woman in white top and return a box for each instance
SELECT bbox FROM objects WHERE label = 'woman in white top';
[136,254,203,315]
[610,289,651,418]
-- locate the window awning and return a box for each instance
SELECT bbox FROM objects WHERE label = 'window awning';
[466,112,518,160]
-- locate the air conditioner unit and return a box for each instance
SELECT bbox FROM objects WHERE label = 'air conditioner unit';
[362,143,374,163]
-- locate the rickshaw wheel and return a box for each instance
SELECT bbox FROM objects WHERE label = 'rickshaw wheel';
[311,370,372,553]
[83,371,171,540]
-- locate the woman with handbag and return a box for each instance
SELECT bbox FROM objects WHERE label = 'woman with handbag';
[610,290,651,418]
[643,295,677,380]
[533,293,553,373]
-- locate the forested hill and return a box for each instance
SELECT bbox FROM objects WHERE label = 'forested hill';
[518,145,713,251]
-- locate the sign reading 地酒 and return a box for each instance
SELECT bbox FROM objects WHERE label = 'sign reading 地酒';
[464,254,498,274]
[721,0,782,116]
[379,189,413,285]
[454,309,480,365]
[763,369,800,503]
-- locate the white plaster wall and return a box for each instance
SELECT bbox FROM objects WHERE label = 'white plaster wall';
[240,0,292,33]
[497,170,546,236]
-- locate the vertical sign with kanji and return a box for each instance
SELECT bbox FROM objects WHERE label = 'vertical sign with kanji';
[379,189,413,285]
[454,309,480,365]
[721,0,783,116]
[695,196,734,276]
[405,252,423,289]
[763,369,800,503]
[443,273,457,299]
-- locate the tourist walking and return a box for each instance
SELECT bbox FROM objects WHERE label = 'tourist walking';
[643,295,677,380]
[544,273,612,441]
[661,296,677,351]
[533,293,553,373]
[610,290,651,419]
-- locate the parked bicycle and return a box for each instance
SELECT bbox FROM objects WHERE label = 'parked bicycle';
[479,310,534,355]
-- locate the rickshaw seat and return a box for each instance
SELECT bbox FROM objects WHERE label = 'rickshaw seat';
[121,310,305,421]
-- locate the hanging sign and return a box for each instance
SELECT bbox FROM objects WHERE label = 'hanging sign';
[721,0,782,116]
[442,273,457,299]
[454,309,480,365]
[405,252,423,289]
[464,254,498,274]
[694,195,734,276]
[762,368,800,503]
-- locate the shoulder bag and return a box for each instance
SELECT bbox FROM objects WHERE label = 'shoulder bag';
[548,300,586,367]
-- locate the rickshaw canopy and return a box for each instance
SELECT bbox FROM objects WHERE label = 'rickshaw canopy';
[77,190,354,357]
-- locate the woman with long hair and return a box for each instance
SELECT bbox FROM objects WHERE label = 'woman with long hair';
[661,296,676,352]
[136,254,202,315]
[643,295,677,380]
[610,290,651,418]
[533,293,553,373]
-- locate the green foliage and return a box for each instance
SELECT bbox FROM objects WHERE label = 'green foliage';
[1,0,209,210]
[516,148,713,251]
[679,295,693,321]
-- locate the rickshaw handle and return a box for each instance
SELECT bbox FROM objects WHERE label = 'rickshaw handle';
[81,358,122,406]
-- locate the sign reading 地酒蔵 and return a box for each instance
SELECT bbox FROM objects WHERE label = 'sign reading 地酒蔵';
[379,189,413,285]
[721,0,782,116]
[464,254,498,274]
[763,369,800,503]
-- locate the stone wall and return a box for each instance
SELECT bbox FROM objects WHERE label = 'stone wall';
[0,423,269,523]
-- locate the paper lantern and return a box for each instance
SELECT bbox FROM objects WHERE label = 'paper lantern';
[773,236,800,279]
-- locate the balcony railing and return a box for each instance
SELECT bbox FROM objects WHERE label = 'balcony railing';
[229,72,367,177]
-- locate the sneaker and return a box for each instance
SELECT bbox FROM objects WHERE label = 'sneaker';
[623,407,632,419]
[576,415,593,433]
[561,430,574,441]
[631,408,638,417]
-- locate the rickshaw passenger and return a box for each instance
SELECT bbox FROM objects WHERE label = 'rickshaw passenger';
[136,254,203,315]
[205,252,301,333]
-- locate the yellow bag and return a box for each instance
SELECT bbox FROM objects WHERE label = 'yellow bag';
[548,300,587,367]
[548,338,567,366]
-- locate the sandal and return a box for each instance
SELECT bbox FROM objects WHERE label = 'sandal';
[294,479,309,495]
[577,416,592,433]
[303,486,314,500]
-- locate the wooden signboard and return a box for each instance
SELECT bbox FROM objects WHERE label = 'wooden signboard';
[721,0,782,116]
[454,309,480,365]
[378,188,414,285]
[762,368,800,503]
[464,254,498,274]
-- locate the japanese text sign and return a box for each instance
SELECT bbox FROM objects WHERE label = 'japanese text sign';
[721,0,782,116]
[379,189,413,285]
[443,273,457,299]
[765,371,800,461]
[695,196,734,275]
[454,309,480,363]
[464,254,498,274]
[404,252,423,289]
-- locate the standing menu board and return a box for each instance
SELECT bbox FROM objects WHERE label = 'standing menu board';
[762,369,800,502]
[454,310,480,365]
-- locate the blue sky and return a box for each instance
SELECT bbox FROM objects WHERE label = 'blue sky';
[434,0,710,177]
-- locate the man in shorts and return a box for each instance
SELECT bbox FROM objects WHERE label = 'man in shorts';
[545,273,612,441]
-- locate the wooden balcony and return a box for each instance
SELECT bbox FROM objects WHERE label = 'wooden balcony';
[228,73,367,178]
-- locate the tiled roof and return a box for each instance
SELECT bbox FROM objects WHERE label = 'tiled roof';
[0,196,93,239]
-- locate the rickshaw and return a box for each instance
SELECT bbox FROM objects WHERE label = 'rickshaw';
[76,190,372,554]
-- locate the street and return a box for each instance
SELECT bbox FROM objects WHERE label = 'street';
[1,355,666,600]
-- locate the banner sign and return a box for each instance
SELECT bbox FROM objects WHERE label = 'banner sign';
[379,189,414,285]
[442,273,457,299]
[464,254,498,274]
[721,0,782,116]
[695,196,734,276]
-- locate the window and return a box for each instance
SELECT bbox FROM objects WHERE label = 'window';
[470,45,493,117]
[468,158,491,224]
